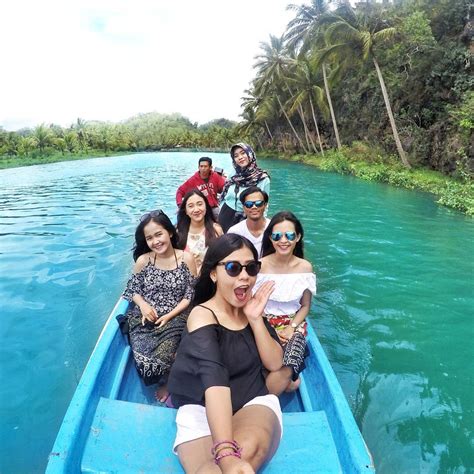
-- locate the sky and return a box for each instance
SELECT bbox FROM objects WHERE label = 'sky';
[0,0,306,131]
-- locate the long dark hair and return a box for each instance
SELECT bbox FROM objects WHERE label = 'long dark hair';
[261,211,305,259]
[176,189,218,249]
[193,234,258,306]
[133,211,178,261]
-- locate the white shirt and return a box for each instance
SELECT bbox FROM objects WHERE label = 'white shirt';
[254,273,317,315]
[227,218,270,257]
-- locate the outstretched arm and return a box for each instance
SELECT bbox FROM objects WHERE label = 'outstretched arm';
[205,387,254,473]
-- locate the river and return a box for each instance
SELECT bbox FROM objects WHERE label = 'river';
[0,152,472,472]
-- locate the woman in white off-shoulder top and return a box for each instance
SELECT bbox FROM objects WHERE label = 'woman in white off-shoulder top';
[254,211,316,393]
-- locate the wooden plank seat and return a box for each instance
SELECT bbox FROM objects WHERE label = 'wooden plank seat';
[81,397,342,473]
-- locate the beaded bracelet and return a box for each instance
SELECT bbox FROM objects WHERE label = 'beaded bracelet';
[211,440,241,456]
[214,450,242,464]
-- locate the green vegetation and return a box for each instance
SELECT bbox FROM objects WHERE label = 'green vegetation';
[0,113,239,169]
[240,0,472,175]
[1,0,471,214]
[265,144,474,215]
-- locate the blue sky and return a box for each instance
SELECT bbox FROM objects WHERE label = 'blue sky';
[0,0,305,130]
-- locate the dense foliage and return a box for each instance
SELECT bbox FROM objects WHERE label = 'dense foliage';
[0,113,238,160]
[240,0,472,177]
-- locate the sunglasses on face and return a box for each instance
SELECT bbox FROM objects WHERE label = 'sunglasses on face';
[270,231,297,242]
[243,200,265,209]
[216,260,261,277]
[140,209,164,222]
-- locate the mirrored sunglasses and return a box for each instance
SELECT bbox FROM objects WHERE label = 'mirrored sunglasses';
[243,200,265,209]
[140,209,164,222]
[216,260,261,277]
[270,231,297,242]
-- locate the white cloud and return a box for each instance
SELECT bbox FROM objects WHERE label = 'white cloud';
[0,0,304,130]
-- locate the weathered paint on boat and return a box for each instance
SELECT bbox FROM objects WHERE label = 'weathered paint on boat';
[46,298,375,473]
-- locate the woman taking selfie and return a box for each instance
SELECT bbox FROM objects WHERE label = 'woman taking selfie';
[168,234,283,472]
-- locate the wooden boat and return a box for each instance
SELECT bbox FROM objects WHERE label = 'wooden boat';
[46,298,375,473]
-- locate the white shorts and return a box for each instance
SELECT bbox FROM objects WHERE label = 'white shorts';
[173,394,283,453]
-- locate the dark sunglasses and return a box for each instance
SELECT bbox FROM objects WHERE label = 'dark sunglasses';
[217,260,261,277]
[243,200,265,209]
[140,209,164,222]
[270,231,297,242]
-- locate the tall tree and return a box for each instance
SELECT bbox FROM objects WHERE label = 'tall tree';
[287,56,328,154]
[254,35,308,152]
[321,4,411,167]
[286,0,343,149]
[33,124,53,154]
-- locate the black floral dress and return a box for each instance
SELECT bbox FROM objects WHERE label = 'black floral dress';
[122,256,195,385]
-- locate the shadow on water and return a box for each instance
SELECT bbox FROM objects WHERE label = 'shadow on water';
[0,153,473,472]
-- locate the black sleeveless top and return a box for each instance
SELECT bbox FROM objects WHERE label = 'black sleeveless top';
[168,305,280,414]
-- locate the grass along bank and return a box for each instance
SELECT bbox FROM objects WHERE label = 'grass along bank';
[262,145,474,216]
[0,150,134,170]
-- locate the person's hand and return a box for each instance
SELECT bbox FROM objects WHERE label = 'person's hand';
[218,456,255,473]
[278,325,295,343]
[139,302,158,325]
[243,280,274,323]
[154,313,172,328]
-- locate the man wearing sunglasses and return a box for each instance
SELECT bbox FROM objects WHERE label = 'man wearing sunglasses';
[227,186,270,257]
[176,157,226,220]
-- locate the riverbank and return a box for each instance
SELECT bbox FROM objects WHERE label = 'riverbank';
[0,151,135,170]
[0,148,230,170]
[261,146,474,216]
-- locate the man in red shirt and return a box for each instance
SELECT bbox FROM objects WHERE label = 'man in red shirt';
[176,157,226,220]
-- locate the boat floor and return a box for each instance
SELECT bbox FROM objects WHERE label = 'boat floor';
[82,397,342,473]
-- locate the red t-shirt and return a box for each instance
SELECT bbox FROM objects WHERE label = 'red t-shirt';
[176,171,226,208]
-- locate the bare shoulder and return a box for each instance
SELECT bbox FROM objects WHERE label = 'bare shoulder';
[296,257,313,273]
[187,305,217,332]
[259,255,273,272]
[213,223,223,236]
[133,253,151,273]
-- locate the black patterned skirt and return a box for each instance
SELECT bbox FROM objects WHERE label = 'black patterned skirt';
[123,306,190,386]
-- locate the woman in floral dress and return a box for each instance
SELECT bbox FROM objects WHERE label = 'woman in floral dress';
[122,210,197,401]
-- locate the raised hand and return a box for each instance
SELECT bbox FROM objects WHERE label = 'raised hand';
[243,280,274,323]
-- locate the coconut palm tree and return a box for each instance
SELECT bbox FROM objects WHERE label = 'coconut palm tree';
[320,4,411,167]
[287,56,328,154]
[33,124,53,154]
[241,89,274,141]
[254,35,308,152]
[285,0,342,149]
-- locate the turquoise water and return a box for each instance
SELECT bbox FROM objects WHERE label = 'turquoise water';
[1,153,473,472]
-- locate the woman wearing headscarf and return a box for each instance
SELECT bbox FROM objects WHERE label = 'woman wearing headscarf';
[218,143,270,233]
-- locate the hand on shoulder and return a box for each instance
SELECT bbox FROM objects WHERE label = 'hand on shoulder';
[187,305,217,332]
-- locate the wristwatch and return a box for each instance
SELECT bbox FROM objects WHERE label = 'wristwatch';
[291,322,298,329]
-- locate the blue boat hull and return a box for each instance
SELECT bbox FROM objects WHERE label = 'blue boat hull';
[46,298,374,473]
